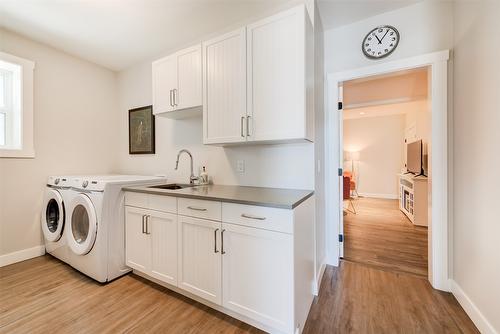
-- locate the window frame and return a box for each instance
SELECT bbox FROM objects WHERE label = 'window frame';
[0,51,35,158]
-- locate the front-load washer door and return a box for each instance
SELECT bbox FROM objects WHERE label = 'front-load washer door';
[41,189,65,242]
[67,194,98,255]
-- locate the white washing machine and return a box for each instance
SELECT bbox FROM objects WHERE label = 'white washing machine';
[41,176,74,262]
[64,175,164,283]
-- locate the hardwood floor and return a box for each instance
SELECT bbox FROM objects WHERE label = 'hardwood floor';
[0,255,477,333]
[344,197,428,277]
[303,262,478,334]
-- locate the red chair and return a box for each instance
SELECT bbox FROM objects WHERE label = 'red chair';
[343,176,357,214]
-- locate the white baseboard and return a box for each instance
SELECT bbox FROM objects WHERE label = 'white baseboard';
[313,261,326,296]
[357,192,398,200]
[0,245,46,267]
[450,279,498,334]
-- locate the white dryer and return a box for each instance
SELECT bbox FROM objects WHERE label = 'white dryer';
[41,176,73,262]
[64,175,164,282]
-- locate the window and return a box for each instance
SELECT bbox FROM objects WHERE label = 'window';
[0,52,35,158]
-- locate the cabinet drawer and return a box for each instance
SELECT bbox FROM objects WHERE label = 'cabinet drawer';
[178,198,221,221]
[125,192,148,208]
[125,192,177,214]
[149,195,177,214]
[222,203,293,234]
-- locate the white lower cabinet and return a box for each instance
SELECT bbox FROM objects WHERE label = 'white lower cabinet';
[177,216,222,304]
[125,192,315,334]
[125,207,150,272]
[221,223,294,333]
[125,206,178,286]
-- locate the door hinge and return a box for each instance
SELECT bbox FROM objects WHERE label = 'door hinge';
[338,101,343,110]
[338,168,343,176]
[339,234,344,242]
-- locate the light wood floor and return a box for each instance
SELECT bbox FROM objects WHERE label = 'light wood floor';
[0,255,477,333]
[344,197,428,277]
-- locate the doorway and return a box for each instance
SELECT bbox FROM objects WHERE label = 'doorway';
[325,51,450,291]
[340,68,430,277]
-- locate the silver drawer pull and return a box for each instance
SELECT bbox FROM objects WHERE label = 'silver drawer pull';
[241,213,266,220]
[187,206,207,211]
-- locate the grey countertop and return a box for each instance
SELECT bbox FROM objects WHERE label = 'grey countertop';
[123,184,314,209]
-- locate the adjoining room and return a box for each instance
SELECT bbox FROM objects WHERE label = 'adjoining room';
[341,68,431,277]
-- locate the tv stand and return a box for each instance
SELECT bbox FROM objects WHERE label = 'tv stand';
[398,173,428,227]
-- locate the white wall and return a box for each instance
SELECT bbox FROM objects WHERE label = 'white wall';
[0,29,119,256]
[343,114,404,198]
[115,61,315,190]
[324,1,453,73]
[313,0,326,286]
[452,1,500,332]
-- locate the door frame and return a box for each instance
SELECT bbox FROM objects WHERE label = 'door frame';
[324,50,450,291]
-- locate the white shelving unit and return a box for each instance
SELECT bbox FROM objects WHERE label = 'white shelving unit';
[398,173,429,227]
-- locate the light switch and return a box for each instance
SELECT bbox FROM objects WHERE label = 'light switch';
[236,160,245,173]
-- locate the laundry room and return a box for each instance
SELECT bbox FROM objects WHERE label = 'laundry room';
[1,1,499,333]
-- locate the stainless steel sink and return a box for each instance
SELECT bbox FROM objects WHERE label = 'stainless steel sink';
[148,183,195,190]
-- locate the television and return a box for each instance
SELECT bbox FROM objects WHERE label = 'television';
[407,139,423,175]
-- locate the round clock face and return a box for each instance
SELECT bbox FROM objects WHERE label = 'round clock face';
[362,26,400,59]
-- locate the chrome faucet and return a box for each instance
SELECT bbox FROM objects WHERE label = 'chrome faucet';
[175,149,199,184]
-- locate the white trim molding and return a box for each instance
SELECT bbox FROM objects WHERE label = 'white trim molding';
[357,192,398,200]
[450,280,498,334]
[0,51,35,159]
[325,50,451,291]
[0,245,45,267]
[313,261,326,295]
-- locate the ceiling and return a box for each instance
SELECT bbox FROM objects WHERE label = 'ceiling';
[0,0,421,71]
[317,0,420,30]
[343,67,428,109]
[0,0,291,71]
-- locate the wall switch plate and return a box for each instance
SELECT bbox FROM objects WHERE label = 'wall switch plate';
[236,160,245,173]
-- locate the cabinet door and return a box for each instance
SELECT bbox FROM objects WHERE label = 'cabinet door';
[203,28,247,144]
[150,211,178,286]
[152,55,177,114]
[246,6,305,141]
[221,223,294,333]
[176,44,202,110]
[178,216,221,304]
[125,206,151,273]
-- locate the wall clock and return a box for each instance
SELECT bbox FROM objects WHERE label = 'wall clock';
[362,25,400,59]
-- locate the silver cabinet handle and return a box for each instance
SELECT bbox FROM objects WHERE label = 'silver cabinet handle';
[142,215,146,234]
[241,116,245,137]
[173,88,178,106]
[221,229,226,254]
[246,116,251,137]
[146,215,151,234]
[241,213,266,220]
[187,206,207,211]
[169,89,173,107]
[214,228,219,253]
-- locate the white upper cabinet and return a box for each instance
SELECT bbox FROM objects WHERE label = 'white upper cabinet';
[203,28,247,144]
[247,5,311,142]
[202,5,313,145]
[152,44,202,118]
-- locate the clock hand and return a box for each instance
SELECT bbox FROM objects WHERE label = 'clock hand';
[375,34,382,44]
[380,29,390,42]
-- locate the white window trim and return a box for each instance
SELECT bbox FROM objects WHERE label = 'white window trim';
[0,51,35,158]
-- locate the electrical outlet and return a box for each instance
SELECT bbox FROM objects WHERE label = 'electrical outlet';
[236,160,245,173]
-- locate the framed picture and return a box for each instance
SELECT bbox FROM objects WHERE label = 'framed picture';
[128,105,155,154]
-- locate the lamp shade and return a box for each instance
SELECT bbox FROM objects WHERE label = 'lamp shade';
[344,150,360,161]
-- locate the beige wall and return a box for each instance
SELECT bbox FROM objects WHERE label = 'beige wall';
[343,114,405,198]
[324,1,454,73]
[0,29,119,256]
[453,1,500,332]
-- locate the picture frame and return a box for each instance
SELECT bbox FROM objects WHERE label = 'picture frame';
[128,105,155,154]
